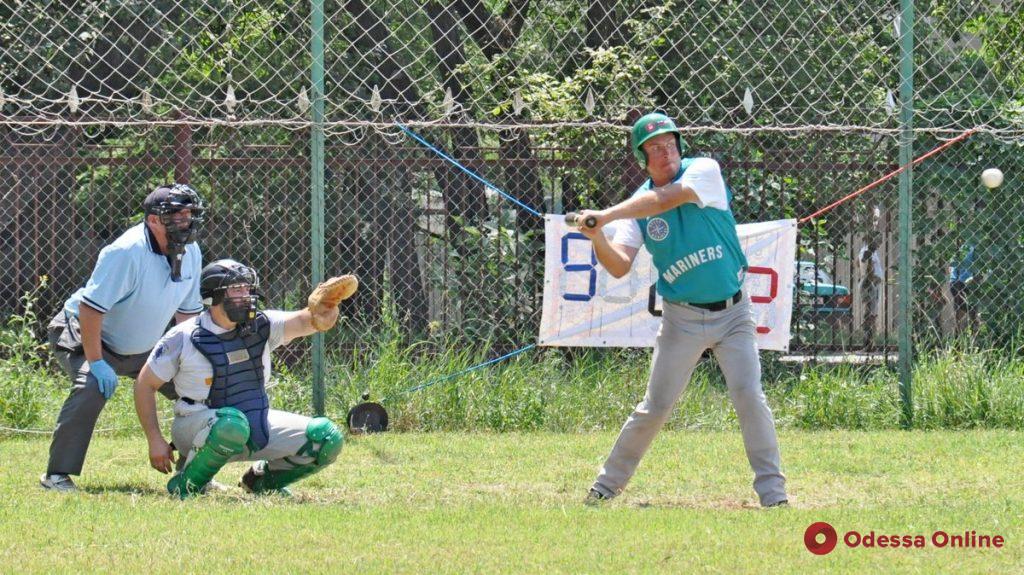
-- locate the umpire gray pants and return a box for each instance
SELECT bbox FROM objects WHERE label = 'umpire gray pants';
[45,311,176,476]
[592,296,787,506]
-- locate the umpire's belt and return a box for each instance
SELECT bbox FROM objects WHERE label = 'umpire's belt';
[687,290,742,312]
[181,396,211,406]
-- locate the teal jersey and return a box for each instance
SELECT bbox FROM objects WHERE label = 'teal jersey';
[636,159,747,304]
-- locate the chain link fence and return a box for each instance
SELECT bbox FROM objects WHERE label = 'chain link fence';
[3,1,1021,131]
[1,0,1022,362]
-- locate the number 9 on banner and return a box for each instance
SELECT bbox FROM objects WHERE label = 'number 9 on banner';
[560,232,596,301]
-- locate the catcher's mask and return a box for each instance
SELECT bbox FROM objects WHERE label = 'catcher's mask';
[200,259,260,329]
[347,395,389,434]
[144,183,205,280]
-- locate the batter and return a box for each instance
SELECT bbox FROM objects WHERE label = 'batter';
[577,112,788,507]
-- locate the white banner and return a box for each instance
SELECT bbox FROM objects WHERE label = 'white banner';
[538,217,797,351]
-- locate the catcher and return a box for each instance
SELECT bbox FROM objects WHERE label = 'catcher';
[133,259,358,498]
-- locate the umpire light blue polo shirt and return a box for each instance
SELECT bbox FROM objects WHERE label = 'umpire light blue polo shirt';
[64,222,203,355]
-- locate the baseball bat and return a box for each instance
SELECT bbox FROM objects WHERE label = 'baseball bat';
[564,212,597,229]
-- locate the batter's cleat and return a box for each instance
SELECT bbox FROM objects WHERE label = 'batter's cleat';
[40,473,78,492]
[584,488,610,506]
[240,461,292,497]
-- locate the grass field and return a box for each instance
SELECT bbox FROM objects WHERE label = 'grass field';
[7,341,1024,437]
[2,430,1021,573]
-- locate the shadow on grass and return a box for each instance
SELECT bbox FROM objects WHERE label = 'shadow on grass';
[80,482,167,496]
[76,480,353,506]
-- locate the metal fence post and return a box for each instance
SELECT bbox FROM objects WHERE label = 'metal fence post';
[173,118,193,184]
[310,0,327,416]
[897,0,915,428]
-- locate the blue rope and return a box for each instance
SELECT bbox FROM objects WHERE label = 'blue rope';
[375,125,540,407]
[396,123,544,218]
[400,343,538,396]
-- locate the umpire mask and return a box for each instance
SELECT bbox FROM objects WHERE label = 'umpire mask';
[144,184,206,281]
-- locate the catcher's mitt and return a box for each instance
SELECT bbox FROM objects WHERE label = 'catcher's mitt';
[307,274,359,331]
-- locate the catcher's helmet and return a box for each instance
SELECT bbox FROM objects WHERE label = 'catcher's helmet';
[200,259,259,306]
[630,112,684,168]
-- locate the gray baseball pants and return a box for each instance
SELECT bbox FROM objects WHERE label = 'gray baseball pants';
[592,296,787,506]
[172,407,316,471]
[45,311,177,476]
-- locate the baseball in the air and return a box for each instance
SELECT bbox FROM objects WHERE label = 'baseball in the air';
[981,168,1004,189]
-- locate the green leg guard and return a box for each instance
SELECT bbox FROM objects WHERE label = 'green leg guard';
[245,417,343,494]
[168,407,249,499]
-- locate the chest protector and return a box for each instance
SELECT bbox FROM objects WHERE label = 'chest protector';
[190,313,272,450]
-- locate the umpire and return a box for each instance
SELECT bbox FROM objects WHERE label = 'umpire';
[576,113,788,507]
[40,184,205,492]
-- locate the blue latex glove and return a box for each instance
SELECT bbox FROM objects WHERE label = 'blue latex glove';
[89,359,118,400]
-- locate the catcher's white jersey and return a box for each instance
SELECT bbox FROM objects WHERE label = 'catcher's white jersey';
[146,310,290,413]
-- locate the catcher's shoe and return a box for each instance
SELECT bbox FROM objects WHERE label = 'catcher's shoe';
[240,461,292,497]
[200,479,229,494]
[584,488,610,506]
[40,473,78,492]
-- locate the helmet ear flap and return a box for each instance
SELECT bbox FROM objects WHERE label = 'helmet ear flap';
[632,137,648,168]
[209,290,226,307]
[201,287,224,308]
[630,116,646,167]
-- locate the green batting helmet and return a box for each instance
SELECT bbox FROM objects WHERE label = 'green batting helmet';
[631,112,683,168]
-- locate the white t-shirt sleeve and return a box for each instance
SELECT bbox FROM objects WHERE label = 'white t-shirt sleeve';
[264,310,289,351]
[147,328,186,383]
[679,157,728,210]
[606,219,644,249]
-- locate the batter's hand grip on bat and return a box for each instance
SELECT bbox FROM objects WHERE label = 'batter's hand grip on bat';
[564,212,597,229]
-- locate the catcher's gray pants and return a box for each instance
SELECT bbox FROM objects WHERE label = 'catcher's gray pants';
[172,407,317,472]
[45,311,177,476]
[592,296,787,506]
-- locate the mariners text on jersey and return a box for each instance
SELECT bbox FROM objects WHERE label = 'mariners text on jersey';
[661,244,725,284]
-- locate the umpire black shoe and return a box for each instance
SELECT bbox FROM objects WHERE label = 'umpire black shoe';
[40,473,78,492]
[765,499,789,508]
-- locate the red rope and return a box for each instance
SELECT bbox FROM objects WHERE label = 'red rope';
[798,129,975,224]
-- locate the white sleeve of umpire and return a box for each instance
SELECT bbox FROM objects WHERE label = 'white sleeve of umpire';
[607,219,644,249]
[680,157,729,210]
